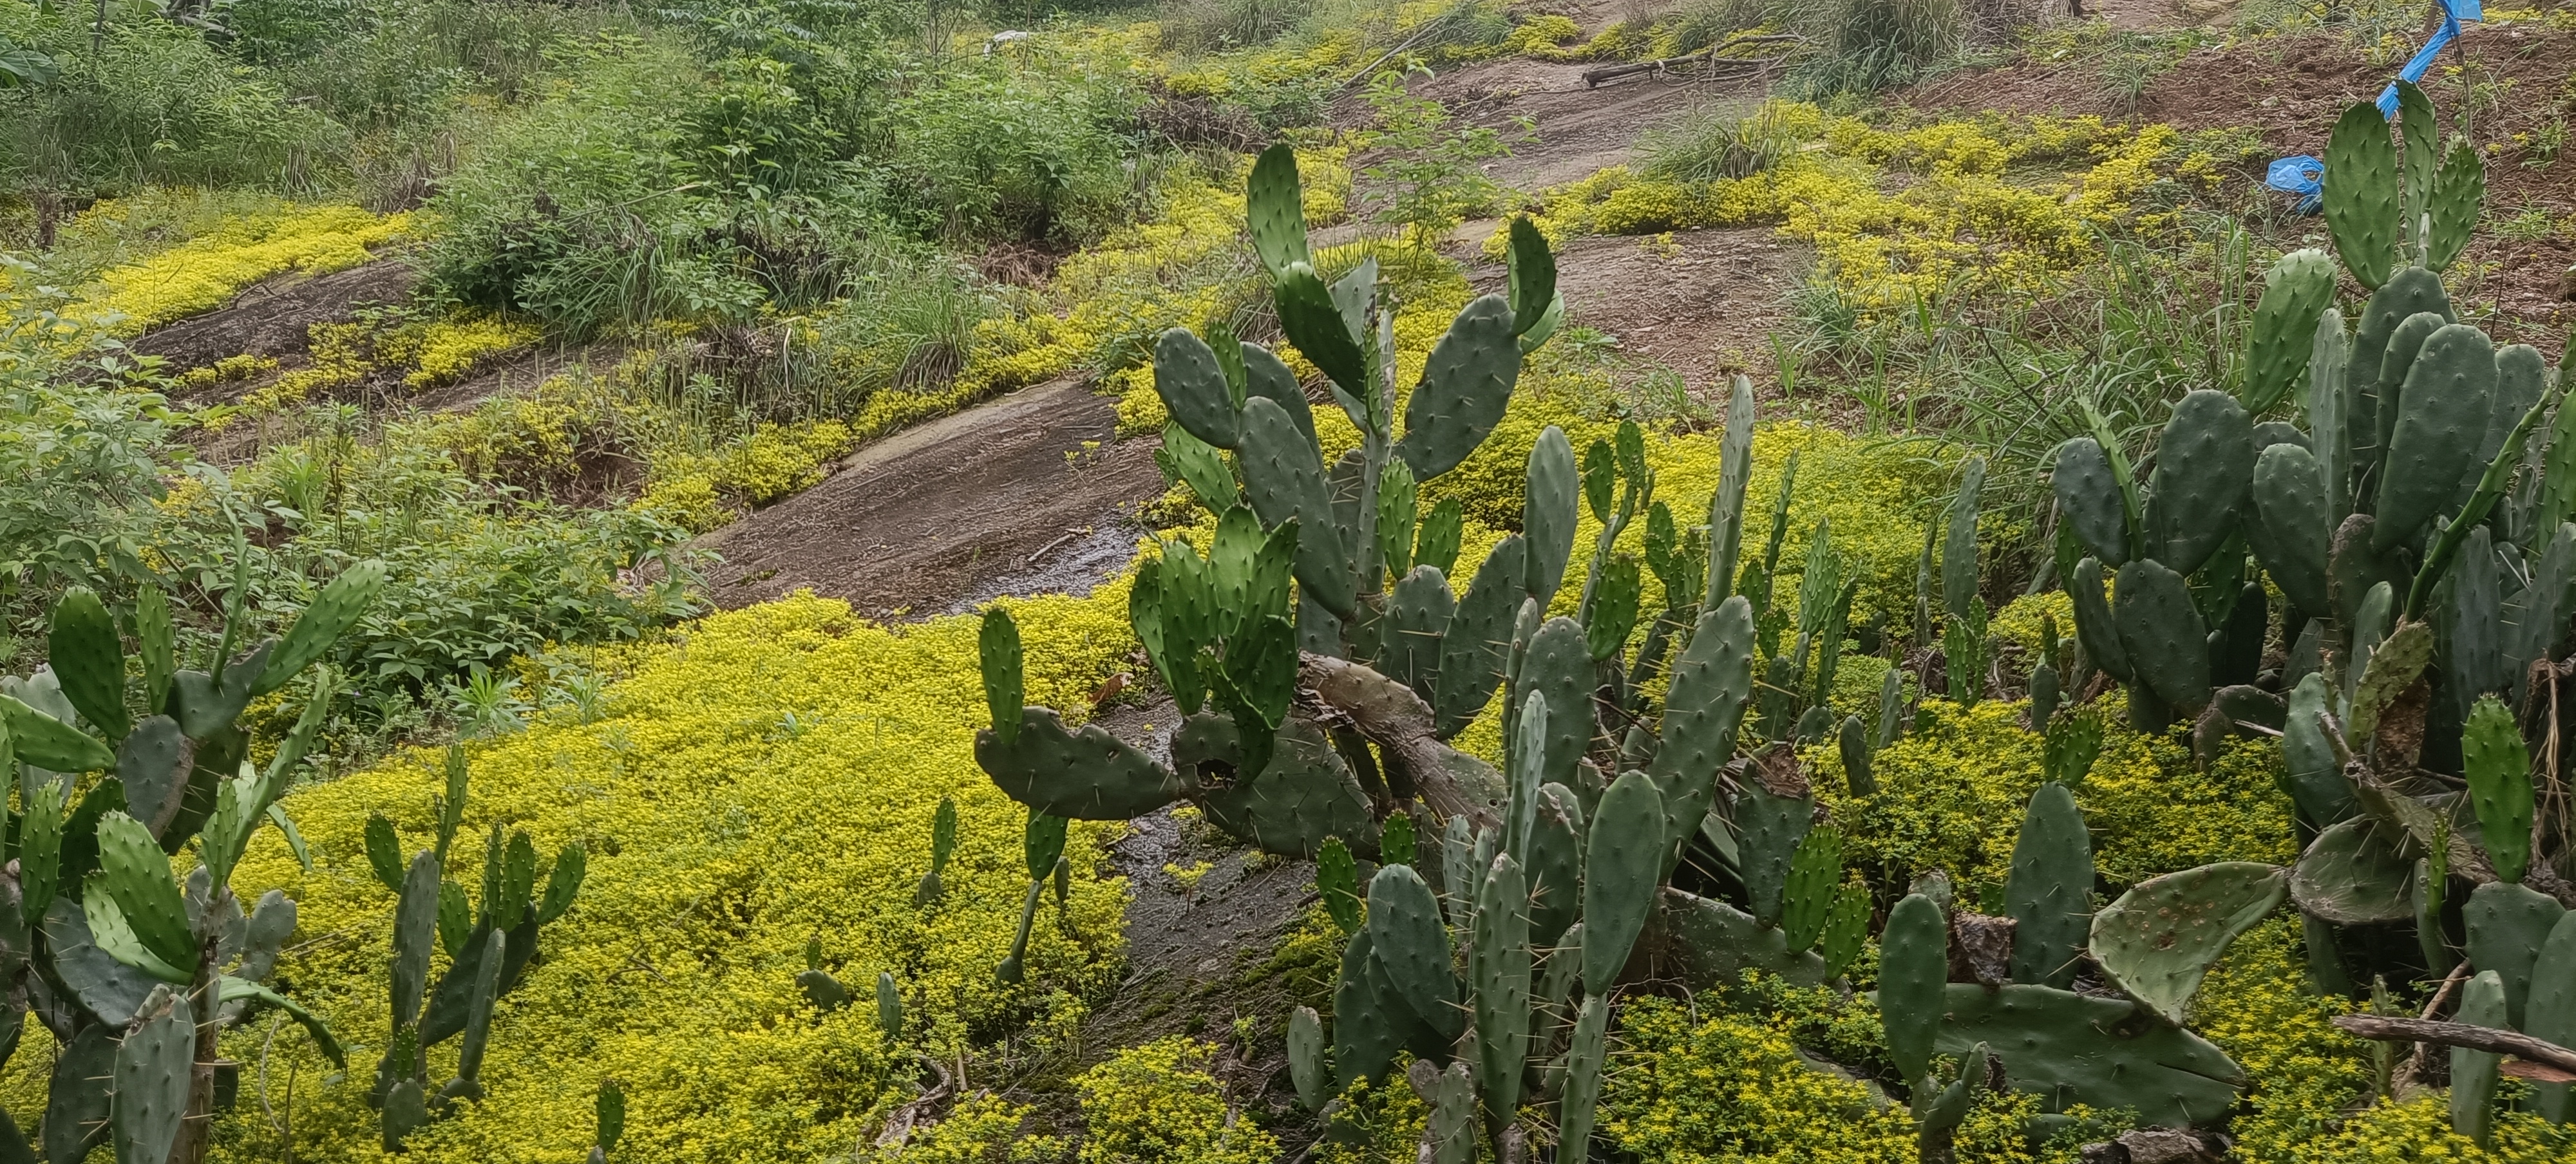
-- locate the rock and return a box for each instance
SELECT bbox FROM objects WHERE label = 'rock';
[2116,1128,2224,1164]
[1949,910,2017,988]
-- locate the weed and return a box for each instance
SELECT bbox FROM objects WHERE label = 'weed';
[2495,207,2558,243]
[1357,67,1523,248]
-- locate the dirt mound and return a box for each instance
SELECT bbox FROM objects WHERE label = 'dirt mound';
[1904,26,2576,338]
[131,259,418,372]
[696,377,1164,620]
[1457,220,1805,393]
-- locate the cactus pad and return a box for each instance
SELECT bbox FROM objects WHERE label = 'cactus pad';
[48,587,129,742]
[978,708,1187,820]
[2280,674,2357,829]
[1654,887,1834,990]
[1735,766,1813,928]
[2248,443,2333,619]
[1524,427,1579,605]
[1935,982,2244,1128]
[1519,617,1593,792]
[1153,328,1241,450]
[93,811,194,973]
[2145,390,2255,576]
[1238,396,1356,617]
[2242,250,2341,413]
[1582,769,1667,992]
[2289,815,2417,925]
[2425,140,2483,273]
[2090,862,2289,1024]
[1879,892,1948,1081]
[2005,783,2094,990]
[1395,295,1522,480]
[2324,100,2399,290]
[2051,438,2130,567]
[1189,715,1376,858]
[1780,827,1842,953]
[255,559,385,697]
[1365,864,1463,1041]
[2377,324,2498,551]
[1381,567,1455,706]
[2524,913,2576,1122]
[1470,854,1532,1122]
[1433,535,1526,738]
[1649,596,1756,864]
[2460,696,2534,883]
[1528,782,1586,948]
[1288,1006,1328,1111]
[1245,144,1311,277]
[2112,558,2210,713]
[44,1025,114,1163]
[2461,881,2564,1029]
[2452,970,2507,1144]
[0,693,113,772]
[113,988,194,1164]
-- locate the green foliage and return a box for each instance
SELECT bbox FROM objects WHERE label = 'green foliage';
[1356,69,1520,249]
[0,16,345,202]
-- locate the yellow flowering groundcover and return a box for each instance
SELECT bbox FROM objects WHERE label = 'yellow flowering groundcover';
[0,592,1138,1164]
[1,199,418,337]
[1498,102,2221,316]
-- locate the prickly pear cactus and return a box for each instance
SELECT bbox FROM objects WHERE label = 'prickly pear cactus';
[0,561,395,1164]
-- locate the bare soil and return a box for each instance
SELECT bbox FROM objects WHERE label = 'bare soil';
[695,377,1164,620]
[131,258,419,372]
[1905,25,2576,340]
[1466,222,1804,391]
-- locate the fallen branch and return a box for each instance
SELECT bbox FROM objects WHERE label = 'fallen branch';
[1301,652,1501,828]
[2332,1015,2576,1075]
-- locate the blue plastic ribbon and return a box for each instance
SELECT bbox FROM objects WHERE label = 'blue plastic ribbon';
[2270,0,2479,214]
[2266,155,2324,214]
[2376,0,2480,117]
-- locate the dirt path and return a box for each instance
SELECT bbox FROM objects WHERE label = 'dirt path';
[696,377,1162,619]
[1410,53,1769,189]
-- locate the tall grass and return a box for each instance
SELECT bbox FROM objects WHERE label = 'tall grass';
[1639,102,1803,183]
[0,20,348,205]
[1788,213,2266,582]
[1658,0,1972,97]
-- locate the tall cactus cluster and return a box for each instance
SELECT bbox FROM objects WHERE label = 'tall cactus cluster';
[0,561,381,1163]
[2028,81,2576,1144]
[968,144,1958,1159]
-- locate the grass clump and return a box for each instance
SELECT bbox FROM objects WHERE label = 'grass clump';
[1640,102,1804,183]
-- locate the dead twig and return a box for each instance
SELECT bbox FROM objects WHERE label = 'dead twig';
[2334,1015,2576,1078]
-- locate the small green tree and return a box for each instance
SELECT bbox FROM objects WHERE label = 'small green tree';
[1358,66,1526,249]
